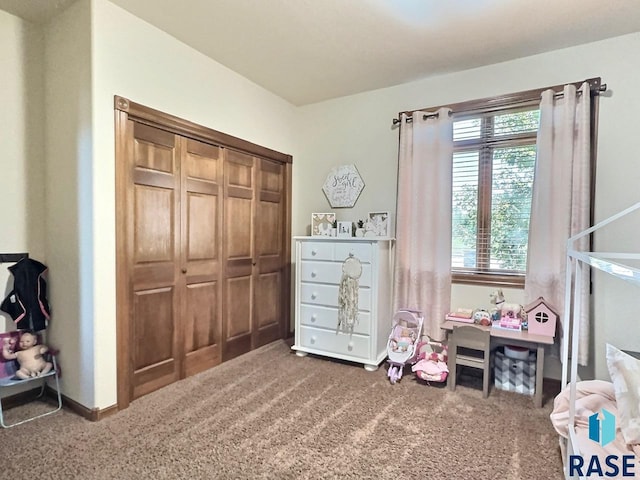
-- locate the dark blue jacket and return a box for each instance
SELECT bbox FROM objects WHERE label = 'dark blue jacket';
[1,258,51,331]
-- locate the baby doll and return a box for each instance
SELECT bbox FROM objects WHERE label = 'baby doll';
[390,326,416,352]
[2,331,52,379]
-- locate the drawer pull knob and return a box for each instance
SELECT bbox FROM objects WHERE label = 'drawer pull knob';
[311,336,317,344]
[348,341,354,350]
[311,292,317,299]
[311,271,317,278]
[311,249,317,255]
[311,314,317,321]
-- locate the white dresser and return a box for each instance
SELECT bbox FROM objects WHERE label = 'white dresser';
[292,236,394,371]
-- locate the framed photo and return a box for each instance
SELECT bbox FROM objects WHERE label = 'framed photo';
[311,212,335,236]
[366,211,389,237]
[337,221,353,238]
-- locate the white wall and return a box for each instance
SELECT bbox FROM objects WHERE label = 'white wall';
[296,33,640,380]
[88,0,297,408]
[0,11,45,329]
[44,0,93,406]
[0,10,45,397]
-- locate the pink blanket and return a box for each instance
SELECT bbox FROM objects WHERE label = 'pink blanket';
[550,380,640,459]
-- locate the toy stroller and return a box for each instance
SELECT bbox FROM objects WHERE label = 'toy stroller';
[386,309,424,384]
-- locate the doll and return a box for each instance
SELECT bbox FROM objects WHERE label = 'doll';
[2,331,52,379]
[390,326,416,352]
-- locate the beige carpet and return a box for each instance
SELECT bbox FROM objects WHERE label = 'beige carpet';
[0,340,563,479]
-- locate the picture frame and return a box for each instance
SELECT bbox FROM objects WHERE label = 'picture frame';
[366,211,389,237]
[337,221,353,238]
[322,164,365,208]
[311,212,336,236]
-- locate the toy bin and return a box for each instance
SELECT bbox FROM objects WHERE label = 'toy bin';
[494,347,536,396]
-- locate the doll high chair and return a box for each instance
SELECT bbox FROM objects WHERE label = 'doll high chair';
[0,331,62,428]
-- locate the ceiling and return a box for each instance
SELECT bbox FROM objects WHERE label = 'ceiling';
[3,0,640,105]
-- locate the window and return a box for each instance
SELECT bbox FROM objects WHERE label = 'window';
[451,107,540,285]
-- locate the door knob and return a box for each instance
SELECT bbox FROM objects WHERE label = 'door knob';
[181,268,187,274]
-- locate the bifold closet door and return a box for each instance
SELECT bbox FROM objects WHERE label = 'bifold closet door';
[222,150,256,360]
[221,152,288,361]
[129,122,182,399]
[253,158,287,348]
[181,138,223,378]
[127,122,222,399]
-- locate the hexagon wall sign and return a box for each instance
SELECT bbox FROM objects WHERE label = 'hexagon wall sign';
[322,164,365,208]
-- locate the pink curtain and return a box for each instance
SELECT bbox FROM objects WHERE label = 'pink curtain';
[393,108,453,340]
[525,82,591,365]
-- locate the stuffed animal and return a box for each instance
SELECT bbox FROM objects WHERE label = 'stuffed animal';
[472,309,492,326]
[1,331,52,379]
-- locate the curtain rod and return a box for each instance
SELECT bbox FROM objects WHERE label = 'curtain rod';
[392,77,606,125]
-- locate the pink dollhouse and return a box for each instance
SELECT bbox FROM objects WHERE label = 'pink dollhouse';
[524,297,558,337]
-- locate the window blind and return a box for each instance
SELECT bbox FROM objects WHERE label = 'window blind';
[451,108,539,274]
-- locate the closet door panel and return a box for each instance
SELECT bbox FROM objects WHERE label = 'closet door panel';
[182,138,223,376]
[255,272,280,331]
[130,122,181,400]
[226,197,253,259]
[224,277,252,359]
[132,287,177,399]
[223,150,255,360]
[184,281,219,377]
[253,159,285,346]
[187,193,217,259]
[134,186,174,263]
[133,123,174,172]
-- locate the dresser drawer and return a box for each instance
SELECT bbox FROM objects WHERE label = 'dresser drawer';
[298,326,370,360]
[300,283,371,311]
[299,261,372,287]
[299,305,372,335]
[300,241,334,261]
[335,242,372,263]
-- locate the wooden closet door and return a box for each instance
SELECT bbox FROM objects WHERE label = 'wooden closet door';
[222,149,256,361]
[116,96,292,408]
[129,122,182,399]
[253,158,286,347]
[181,138,223,377]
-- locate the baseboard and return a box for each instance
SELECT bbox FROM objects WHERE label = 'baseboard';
[2,384,118,421]
[42,385,119,421]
